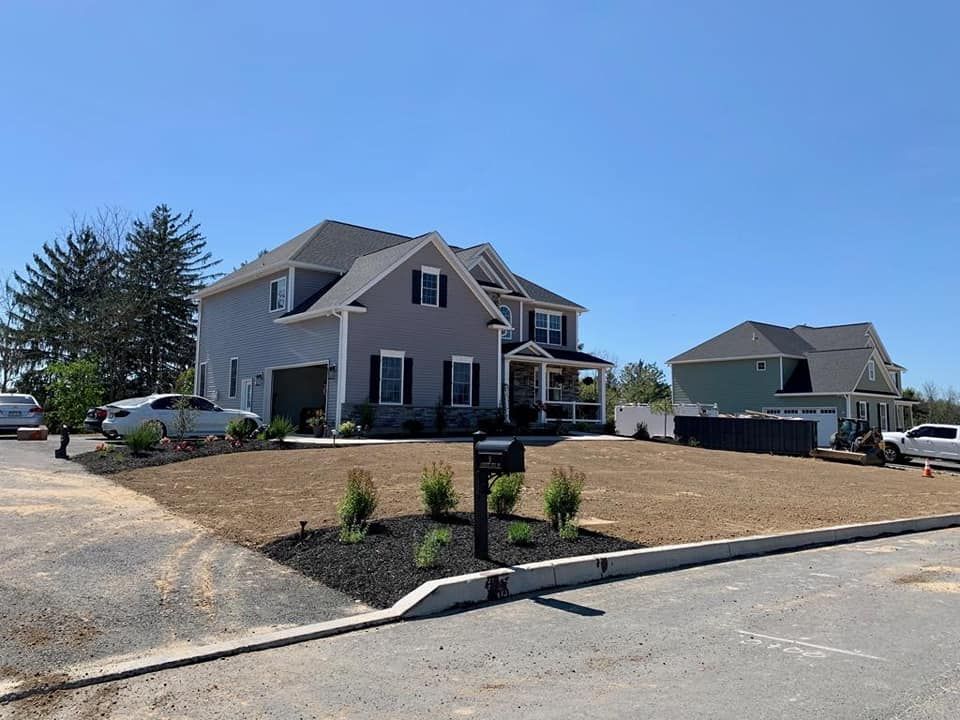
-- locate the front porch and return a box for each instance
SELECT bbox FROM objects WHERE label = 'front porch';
[503,342,613,425]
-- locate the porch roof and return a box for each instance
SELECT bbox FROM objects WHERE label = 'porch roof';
[503,341,614,367]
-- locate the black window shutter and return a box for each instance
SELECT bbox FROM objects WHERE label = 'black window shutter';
[403,358,413,405]
[439,274,448,308]
[442,361,452,406]
[471,363,480,407]
[561,315,568,346]
[411,270,422,304]
[528,310,535,341]
[369,355,380,403]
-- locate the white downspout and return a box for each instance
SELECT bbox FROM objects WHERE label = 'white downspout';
[599,368,607,427]
[496,329,502,409]
[540,362,548,424]
[779,356,783,391]
[193,299,202,394]
[336,310,349,428]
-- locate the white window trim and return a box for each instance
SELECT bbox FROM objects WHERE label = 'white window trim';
[548,367,564,402]
[379,349,405,406]
[420,265,440,307]
[198,361,208,397]
[500,305,513,341]
[756,360,767,372]
[269,277,288,313]
[857,400,868,420]
[534,309,563,346]
[867,360,876,382]
[451,354,473,407]
[879,402,889,431]
[228,357,239,398]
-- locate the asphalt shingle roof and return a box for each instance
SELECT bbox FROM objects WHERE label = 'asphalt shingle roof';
[671,320,900,396]
[514,274,585,310]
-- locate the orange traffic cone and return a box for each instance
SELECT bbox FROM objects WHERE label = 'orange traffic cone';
[922,459,934,478]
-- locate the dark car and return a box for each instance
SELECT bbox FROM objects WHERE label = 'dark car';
[84,406,108,434]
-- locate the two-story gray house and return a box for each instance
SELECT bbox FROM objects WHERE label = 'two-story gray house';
[192,220,612,433]
[667,321,915,446]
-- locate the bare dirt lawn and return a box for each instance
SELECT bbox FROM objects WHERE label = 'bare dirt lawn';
[110,440,960,548]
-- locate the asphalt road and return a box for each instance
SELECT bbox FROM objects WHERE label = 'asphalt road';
[0,436,364,690]
[6,526,960,719]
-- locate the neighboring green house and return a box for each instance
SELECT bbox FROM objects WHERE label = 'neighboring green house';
[667,321,916,446]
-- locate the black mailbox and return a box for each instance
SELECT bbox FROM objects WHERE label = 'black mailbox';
[475,438,525,475]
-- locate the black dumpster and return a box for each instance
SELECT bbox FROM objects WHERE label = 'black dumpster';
[673,416,816,456]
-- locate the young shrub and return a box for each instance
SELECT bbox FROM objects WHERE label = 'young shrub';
[337,468,378,531]
[687,437,701,448]
[434,398,447,435]
[414,527,453,568]
[488,473,524,516]
[420,462,459,519]
[543,466,585,529]
[633,421,650,441]
[225,417,256,443]
[338,526,367,544]
[358,401,376,432]
[337,420,357,438]
[507,521,533,546]
[559,520,579,541]
[125,422,161,456]
[267,416,295,440]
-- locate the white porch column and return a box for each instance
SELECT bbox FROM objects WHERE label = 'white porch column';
[599,368,607,426]
[540,362,548,424]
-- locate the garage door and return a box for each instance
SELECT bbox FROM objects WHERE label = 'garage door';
[763,407,838,447]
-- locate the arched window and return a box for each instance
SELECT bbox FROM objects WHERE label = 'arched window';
[500,305,513,340]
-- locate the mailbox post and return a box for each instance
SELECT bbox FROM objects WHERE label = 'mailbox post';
[472,430,525,559]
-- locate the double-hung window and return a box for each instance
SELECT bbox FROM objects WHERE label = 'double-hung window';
[421,266,440,307]
[379,351,404,405]
[534,310,562,345]
[548,369,564,402]
[269,277,288,312]
[856,400,868,421]
[867,360,876,382]
[451,356,472,406]
[198,362,207,397]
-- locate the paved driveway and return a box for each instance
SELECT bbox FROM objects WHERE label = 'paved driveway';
[0,436,364,690]
[8,526,960,719]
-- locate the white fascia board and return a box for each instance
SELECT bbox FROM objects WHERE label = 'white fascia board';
[503,340,552,358]
[274,305,367,324]
[193,260,339,299]
[498,294,587,312]
[475,244,528,297]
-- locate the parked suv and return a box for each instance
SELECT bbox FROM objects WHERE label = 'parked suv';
[882,424,960,463]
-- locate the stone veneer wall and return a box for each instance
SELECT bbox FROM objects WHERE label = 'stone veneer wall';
[341,403,498,433]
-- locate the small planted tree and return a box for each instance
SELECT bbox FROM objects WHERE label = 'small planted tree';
[172,395,197,440]
[649,397,674,439]
[420,462,459,519]
[46,359,104,431]
[337,468,378,542]
[543,466,584,530]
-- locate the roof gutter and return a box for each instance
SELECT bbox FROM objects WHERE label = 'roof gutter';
[274,305,367,324]
[192,260,344,300]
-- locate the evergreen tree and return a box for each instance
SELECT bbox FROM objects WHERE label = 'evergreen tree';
[11,227,119,371]
[123,205,218,392]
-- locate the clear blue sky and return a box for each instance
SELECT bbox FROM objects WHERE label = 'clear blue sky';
[1,1,957,389]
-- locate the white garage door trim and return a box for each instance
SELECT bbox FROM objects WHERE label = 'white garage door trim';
[763,406,838,447]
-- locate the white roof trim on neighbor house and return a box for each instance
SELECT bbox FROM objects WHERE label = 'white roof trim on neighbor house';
[852,348,900,396]
[668,353,806,366]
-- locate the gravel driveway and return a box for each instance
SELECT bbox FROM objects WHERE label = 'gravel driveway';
[0,436,365,690]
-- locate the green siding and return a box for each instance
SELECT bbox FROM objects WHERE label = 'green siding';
[855,360,896,394]
[672,358,845,416]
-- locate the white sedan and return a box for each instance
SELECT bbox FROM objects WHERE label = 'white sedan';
[100,394,263,439]
[0,393,44,431]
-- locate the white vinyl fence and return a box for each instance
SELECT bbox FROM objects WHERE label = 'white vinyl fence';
[614,402,719,438]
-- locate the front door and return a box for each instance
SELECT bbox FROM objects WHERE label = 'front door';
[240,378,253,413]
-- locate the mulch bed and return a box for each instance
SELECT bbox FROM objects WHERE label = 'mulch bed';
[72,439,315,475]
[261,512,642,608]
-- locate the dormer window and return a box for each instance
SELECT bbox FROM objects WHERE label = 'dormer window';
[269,277,288,312]
[867,360,876,382]
[420,266,440,307]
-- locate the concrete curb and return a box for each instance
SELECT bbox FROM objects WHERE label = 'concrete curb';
[398,512,960,618]
[4,512,959,703]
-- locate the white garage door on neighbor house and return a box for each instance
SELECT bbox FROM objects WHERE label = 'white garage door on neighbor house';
[762,407,838,447]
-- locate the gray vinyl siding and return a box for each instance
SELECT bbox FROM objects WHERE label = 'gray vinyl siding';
[196,270,339,421]
[497,297,522,342]
[345,243,500,407]
[672,358,789,413]
[854,360,895,394]
[293,268,340,307]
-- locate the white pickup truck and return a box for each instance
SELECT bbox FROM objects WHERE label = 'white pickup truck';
[882,424,960,463]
